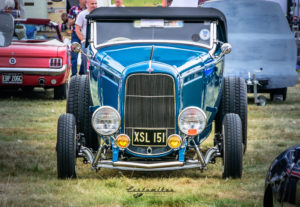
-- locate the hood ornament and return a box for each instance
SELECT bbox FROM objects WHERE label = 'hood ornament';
[147,62,154,73]
[147,46,154,73]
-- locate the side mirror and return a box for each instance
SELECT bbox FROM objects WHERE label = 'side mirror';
[71,42,81,53]
[0,13,14,47]
[221,43,232,55]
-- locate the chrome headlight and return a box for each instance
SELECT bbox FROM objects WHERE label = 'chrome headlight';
[178,107,207,136]
[91,106,121,136]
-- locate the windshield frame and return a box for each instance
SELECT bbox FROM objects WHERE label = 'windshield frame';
[91,20,217,50]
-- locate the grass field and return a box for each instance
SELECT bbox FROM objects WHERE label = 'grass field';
[0,74,299,207]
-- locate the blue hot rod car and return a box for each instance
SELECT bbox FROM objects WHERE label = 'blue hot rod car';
[56,7,248,179]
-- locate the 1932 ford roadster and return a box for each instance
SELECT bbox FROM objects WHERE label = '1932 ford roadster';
[56,7,248,179]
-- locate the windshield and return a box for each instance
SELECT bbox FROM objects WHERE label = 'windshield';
[13,23,59,41]
[96,20,213,47]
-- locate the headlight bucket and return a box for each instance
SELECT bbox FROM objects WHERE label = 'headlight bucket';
[178,107,207,136]
[91,106,121,136]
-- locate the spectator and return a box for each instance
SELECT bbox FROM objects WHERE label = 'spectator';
[4,0,18,18]
[111,0,125,7]
[75,0,98,75]
[68,0,87,76]
[14,0,24,18]
[60,13,69,32]
[166,0,173,7]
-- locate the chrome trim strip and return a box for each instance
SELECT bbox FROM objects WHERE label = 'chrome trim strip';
[113,161,183,168]
[209,22,217,57]
[0,65,67,76]
[96,40,212,50]
[90,21,98,58]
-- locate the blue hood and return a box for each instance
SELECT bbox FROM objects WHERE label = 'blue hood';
[98,44,208,74]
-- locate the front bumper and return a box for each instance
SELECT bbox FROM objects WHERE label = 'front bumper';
[98,160,202,171]
[80,145,220,171]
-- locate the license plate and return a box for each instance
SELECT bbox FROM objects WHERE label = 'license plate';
[132,129,167,146]
[2,73,23,84]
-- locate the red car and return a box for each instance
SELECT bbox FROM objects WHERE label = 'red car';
[0,18,70,99]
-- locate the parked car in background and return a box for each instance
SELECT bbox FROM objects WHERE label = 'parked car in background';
[203,0,298,101]
[56,7,248,179]
[0,18,70,99]
[264,144,300,207]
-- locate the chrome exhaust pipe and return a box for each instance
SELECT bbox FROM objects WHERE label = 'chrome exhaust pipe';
[38,78,46,86]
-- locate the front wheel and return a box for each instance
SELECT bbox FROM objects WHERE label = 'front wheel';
[222,113,243,179]
[57,113,77,179]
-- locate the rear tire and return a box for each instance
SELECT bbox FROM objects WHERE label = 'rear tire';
[57,113,77,179]
[215,77,248,153]
[54,81,68,100]
[66,76,81,131]
[222,113,243,179]
[78,75,98,150]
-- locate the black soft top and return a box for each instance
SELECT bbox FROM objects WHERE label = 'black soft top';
[87,7,227,41]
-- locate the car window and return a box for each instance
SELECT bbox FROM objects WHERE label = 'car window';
[96,20,213,46]
[14,23,58,41]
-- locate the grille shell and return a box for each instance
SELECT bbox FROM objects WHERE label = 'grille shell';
[124,74,176,155]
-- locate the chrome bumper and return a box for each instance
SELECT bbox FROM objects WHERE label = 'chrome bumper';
[98,160,202,172]
[79,146,220,172]
[0,65,67,76]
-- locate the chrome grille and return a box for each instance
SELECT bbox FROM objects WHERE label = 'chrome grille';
[124,74,176,142]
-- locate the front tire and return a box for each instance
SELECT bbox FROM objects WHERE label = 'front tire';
[57,113,77,179]
[222,113,243,179]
